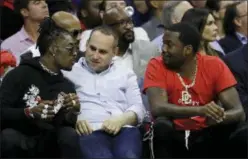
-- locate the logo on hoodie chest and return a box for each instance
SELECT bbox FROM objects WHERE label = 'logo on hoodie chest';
[23,85,41,107]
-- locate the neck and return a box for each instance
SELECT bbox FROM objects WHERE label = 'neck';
[24,19,40,42]
[40,55,60,73]
[236,28,247,37]
[198,41,207,55]
[117,40,129,56]
[178,56,197,80]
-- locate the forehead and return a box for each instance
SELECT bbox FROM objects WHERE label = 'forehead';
[206,14,215,22]
[220,0,235,8]
[163,30,180,42]
[89,31,115,49]
[105,0,126,6]
[56,33,77,44]
[237,1,247,12]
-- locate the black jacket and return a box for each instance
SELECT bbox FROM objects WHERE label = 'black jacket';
[218,34,243,54]
[0,57,77,135]
[224,44,248,118]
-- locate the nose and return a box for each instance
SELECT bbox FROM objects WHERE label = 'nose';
[162,44,168,53]
[125,21,133,30]
[92,52,100,60]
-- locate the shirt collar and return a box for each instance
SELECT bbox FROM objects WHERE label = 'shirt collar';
[19,26,33,42]
[236,32,247,44]
[80,57,114,74]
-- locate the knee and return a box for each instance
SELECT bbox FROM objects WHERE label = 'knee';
[57,127,79,145]
[1,128,20,148]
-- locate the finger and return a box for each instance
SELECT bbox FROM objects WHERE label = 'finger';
[113,127,121,135]
[76,128,81,136]
[84,121,93,134]
[80,122,90,135]
[208,104,224,119]
[206,108,223,122]
[42,100,54,105]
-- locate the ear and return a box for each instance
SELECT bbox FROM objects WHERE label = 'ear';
[183,45,193,56]
[80,9,88,18]
[20,8,29,18]
[234,17,242,27]
[100,11,104,19]
[150,1,159,8]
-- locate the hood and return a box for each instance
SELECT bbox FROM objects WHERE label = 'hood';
[19,57,62,76]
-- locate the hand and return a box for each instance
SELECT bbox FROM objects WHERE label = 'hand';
[60,92,80,112]
[29,100,55,120]
[101,116,124,135]
[206,116,224,126]
[76,120,93,136]
[201,101,225,122]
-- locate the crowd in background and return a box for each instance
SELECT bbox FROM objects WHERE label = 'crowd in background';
[0,0,247,158]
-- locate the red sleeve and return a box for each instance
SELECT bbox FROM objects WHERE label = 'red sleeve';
[214,58,237,93]
[143,57,166,94]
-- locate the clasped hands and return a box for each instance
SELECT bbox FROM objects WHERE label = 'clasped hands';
[200,101,226,125]
[29,92,80,120]
[76,116,125,136]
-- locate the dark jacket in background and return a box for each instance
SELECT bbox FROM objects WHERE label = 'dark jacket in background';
[224,44,248,119]
[0,57,77,135]
[218,34,243,54]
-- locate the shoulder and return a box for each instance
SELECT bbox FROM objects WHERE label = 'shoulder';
[1,31,21,48]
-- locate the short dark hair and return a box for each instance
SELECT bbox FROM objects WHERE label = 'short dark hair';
[14,0,29,14]
[88,25,119,47]
[223,2,241,36]
[36,17,72,56]
[205,0,220,12]
[165,22,201,54]
[46,0,74,16]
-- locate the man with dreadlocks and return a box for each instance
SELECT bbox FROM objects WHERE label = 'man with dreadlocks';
[0,11,82,158]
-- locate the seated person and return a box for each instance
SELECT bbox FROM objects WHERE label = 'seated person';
[0,13,82,158]
[224,43,248,119]
[63,26,145,159]
[143,22,247,158]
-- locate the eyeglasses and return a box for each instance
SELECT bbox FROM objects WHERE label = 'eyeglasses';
[70,29,82,37]
[108,18,133,28]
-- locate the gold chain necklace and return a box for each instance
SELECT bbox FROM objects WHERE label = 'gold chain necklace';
[39,62,58,76]
[176,59,198,105]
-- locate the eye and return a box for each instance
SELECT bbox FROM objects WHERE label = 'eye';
[90,46,97,51]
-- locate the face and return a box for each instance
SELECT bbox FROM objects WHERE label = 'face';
[162,31,190,70]
[202,14,218,42]
[85,0,102,27]
[110,13,135,43]
[105,0,127,10]
[53,33,78,71]
[23,0,49,21]
[85,31,117,73]
[236,1,248,36]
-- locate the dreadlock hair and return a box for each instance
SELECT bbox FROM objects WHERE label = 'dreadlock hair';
[36,17,70,56]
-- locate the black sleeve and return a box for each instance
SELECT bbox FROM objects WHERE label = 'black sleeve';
[0,68,29,125]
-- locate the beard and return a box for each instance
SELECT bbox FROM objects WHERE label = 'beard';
[121,30,135,43]
[162,55,185,71]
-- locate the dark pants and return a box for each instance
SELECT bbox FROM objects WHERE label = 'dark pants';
[79,127,142,158]
[153,117,248,158]
[1,127,82,158]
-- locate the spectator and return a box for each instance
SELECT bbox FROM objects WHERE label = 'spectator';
[1,0,49,64]
[219,1,247,53]
[152,1,193,51]
[76,0,102,30]
[102,6,159,78]
[141,0,167,40]
[63,26,145,158]
[205,0,229,54]
[0,12,82,158]
[224,43,248,118]
[181,8,224,57]
[143,22,247,158]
